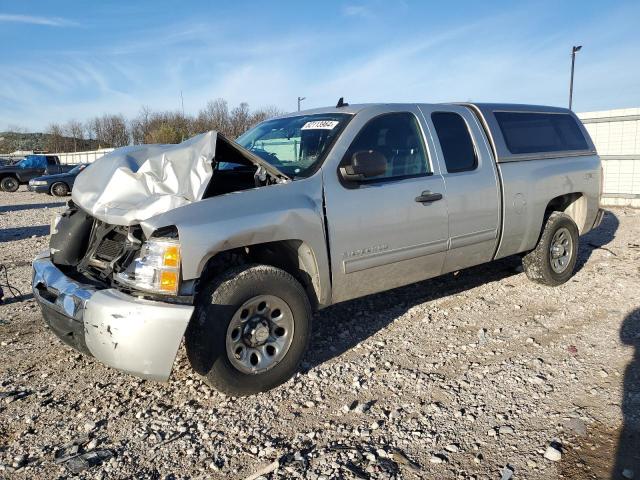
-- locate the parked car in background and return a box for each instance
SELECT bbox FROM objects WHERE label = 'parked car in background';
[0,154,76,192]
[32,102,603,396]
[28,163,89,196]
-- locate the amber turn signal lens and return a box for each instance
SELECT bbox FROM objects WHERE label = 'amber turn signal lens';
[163,245,180,268]
[159,270,179,293]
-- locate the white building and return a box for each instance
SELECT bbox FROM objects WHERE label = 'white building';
[578,108,640,207]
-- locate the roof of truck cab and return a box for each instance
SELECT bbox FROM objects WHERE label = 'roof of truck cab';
[280,102,574,118]
[281,102,595,163]
[462,102,573,115]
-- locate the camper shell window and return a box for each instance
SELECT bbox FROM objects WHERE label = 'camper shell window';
[494,111,589,155]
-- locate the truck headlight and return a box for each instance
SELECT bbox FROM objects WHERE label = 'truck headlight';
[116,238,181,295]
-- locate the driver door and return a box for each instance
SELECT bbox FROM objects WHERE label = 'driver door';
[323,107,449,303]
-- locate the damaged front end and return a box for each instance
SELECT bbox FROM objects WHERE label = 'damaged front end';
[33,209,194,381]
[32,131,283,381]
[48,205,189,302]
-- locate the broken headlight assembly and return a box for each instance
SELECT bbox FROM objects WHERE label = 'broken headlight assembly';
[116,238,181,295]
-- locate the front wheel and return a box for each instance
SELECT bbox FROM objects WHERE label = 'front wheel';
[186,264,312,396]
[522,212,579,286]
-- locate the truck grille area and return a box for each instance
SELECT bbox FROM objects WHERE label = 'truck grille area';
[94,231,128,262]
[49,205,144,288]
[74,219,142,283]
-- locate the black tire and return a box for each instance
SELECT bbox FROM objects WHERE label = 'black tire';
[51,182,69,197]
[186,264,312,396]
[0,176,19,192]
[522,212,579,286]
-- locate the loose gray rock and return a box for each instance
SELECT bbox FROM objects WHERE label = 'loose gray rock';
[544,445,562,462]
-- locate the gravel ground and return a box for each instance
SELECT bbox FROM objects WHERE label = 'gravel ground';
[1,188,639,480]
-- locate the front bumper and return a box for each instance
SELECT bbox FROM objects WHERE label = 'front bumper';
[28,184,49,193]
[32,252,194,381]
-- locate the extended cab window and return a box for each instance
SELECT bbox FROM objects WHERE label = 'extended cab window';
[431,112,477,173]
[494,111,589,155]
[345,112,430,181]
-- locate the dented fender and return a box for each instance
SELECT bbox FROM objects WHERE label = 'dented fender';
[140,174,333,306]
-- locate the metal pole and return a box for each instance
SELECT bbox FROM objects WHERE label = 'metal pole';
[297,96,306,111]
[569,45,581,110]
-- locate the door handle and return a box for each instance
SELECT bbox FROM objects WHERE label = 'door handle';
[415,191,443,203]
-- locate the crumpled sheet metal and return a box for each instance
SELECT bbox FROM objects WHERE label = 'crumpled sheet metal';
[71,131,216,226]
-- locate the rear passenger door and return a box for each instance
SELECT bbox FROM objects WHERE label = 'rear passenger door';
[323,107,449,303]
[418,105,501,273]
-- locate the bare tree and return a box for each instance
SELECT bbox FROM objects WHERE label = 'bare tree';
[130,106,152,145]
[88,114,129,148]
[45,123,65,152]
[194,99,231,135]
[228,102,252,138]
[251,105,284,125]
[18,99,285,153]
[64,119,84,152]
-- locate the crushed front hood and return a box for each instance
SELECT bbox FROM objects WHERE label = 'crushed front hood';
[71,131,288,226]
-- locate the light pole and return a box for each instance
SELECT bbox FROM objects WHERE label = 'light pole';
[569,45,582,110]
[297,96,306,112]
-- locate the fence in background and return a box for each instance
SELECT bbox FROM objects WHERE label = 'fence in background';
[579,108,640,207]
[55,148,114,164]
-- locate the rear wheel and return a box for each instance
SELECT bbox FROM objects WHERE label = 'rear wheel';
[51,182,69,197]
[522,212,579,286]
[0,177,19,192]
[186,264,312,396]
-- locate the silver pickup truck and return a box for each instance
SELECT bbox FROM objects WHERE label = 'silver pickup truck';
[32,102,604,396]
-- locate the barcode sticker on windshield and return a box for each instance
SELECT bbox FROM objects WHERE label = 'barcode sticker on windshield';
[302,120,339,130]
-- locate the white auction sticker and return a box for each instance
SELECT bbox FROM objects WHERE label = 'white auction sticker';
[301,120,339,130]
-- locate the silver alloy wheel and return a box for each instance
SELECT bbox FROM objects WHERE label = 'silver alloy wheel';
[549,227,573,273]
[52,183,67,196]
[225,294,295,374]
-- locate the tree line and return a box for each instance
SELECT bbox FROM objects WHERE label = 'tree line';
[44,99,283,153]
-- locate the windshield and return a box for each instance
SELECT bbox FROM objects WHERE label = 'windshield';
[236,113,351,178]
[69,164,87,174]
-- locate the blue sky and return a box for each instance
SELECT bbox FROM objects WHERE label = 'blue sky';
[1,0,639,131]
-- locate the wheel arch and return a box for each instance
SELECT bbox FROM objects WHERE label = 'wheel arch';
[197,239,324,310]
[543,192,588,234]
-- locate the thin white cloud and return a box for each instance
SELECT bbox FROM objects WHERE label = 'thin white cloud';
[342,5,372,18]
[0,14,78,27]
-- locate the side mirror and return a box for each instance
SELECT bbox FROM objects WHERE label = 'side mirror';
[339,150,387,182]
